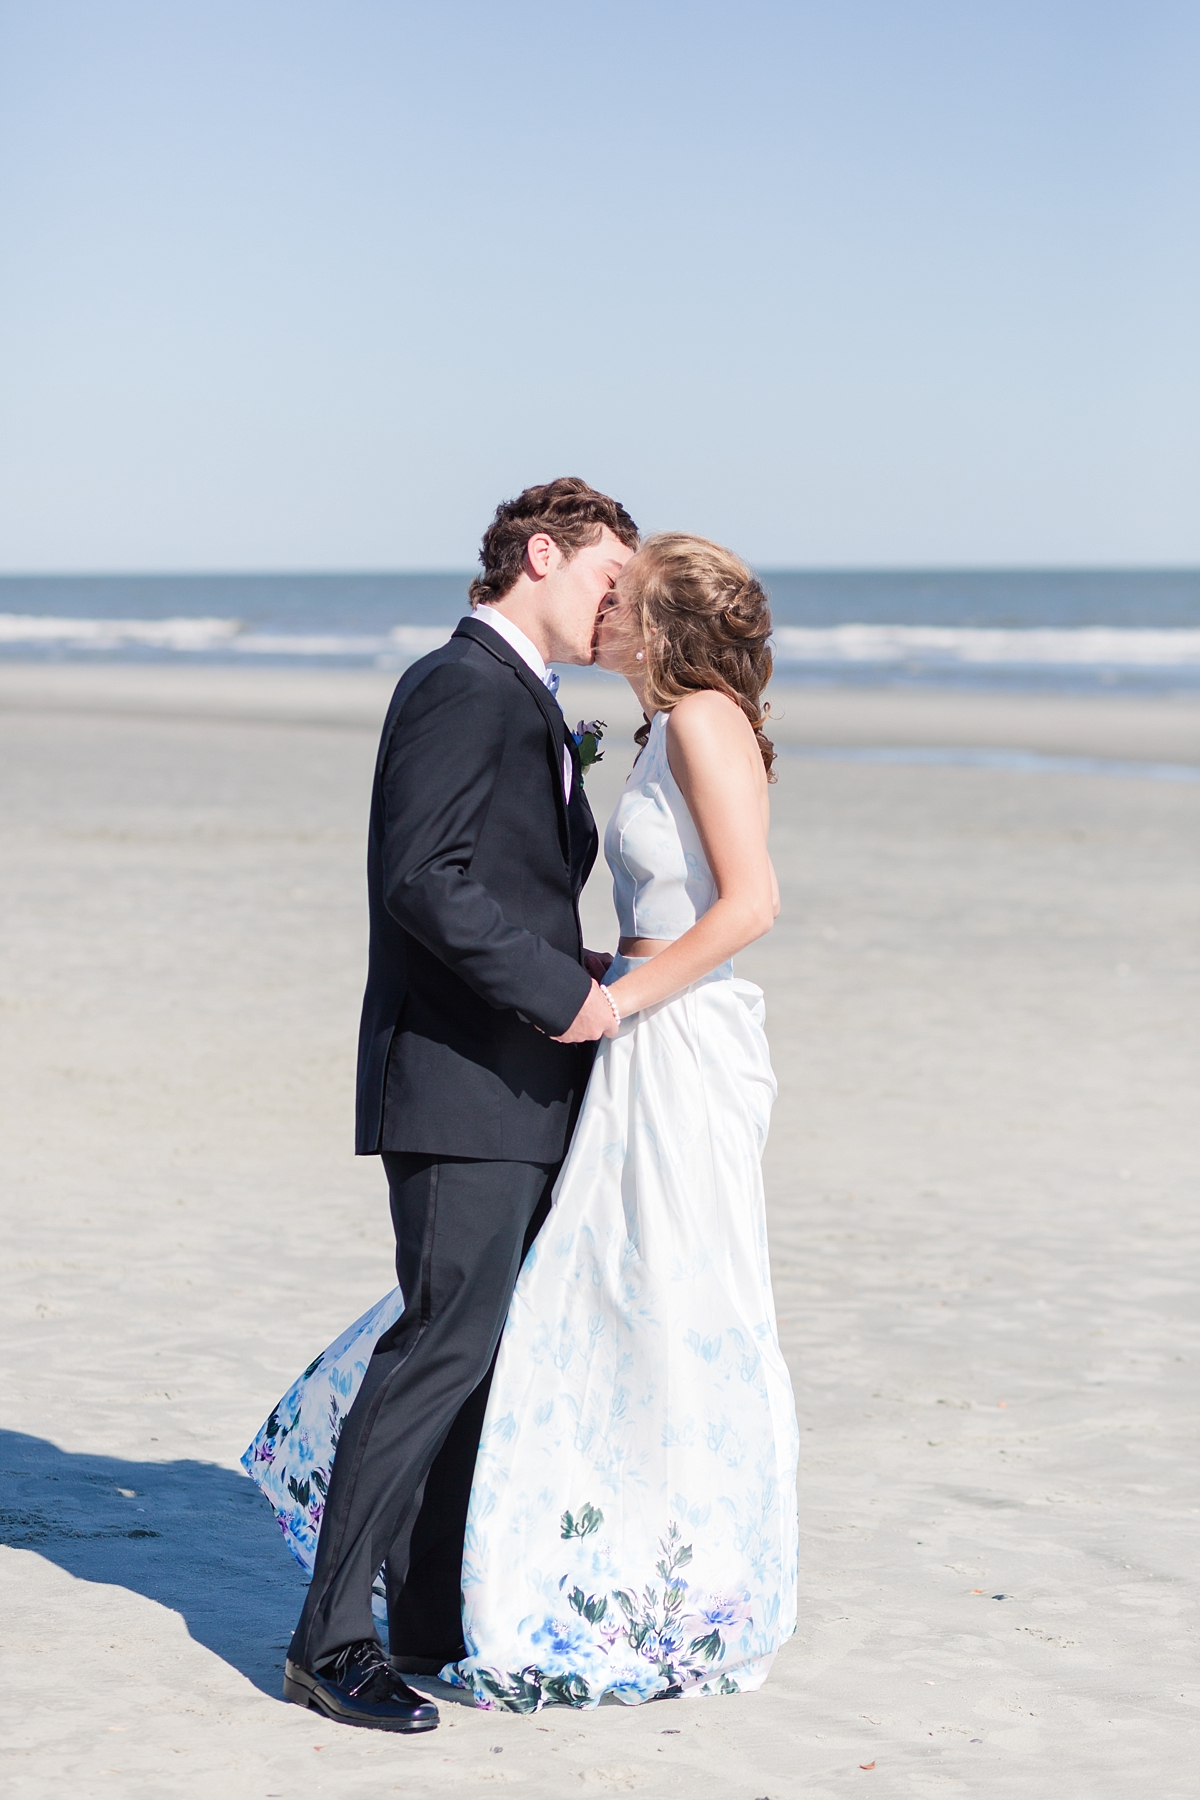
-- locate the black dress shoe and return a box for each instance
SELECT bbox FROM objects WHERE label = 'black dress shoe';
[389,1642,466,1676]
[284,1640,439,1732]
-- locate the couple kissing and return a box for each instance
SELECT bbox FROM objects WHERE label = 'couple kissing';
[244,476,799,1730]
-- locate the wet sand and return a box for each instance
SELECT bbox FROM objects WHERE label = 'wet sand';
[1,665,1197,1798]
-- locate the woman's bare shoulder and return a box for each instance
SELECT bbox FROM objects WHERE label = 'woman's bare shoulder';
[665,687,752,730]
[667,689,757,748]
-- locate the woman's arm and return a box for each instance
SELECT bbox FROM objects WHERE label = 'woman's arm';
[602,691,777,1020]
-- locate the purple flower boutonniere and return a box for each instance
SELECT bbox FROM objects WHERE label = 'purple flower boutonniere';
[572,719,605,781]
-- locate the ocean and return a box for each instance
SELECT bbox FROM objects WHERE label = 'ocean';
[1,569,1198,691]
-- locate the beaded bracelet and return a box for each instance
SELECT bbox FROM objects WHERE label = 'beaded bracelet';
[599,985,622,1028]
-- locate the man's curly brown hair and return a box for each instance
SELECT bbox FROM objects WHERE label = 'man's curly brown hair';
[469,477,640,608]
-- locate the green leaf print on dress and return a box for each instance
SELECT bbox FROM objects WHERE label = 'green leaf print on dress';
[458,1516,754,1711]
[560,1503,605,1539]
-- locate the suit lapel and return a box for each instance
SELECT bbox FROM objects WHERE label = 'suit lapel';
[454,616,571,857]
[565,740,599,896]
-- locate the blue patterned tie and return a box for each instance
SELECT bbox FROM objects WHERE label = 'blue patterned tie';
[544,668,560,697]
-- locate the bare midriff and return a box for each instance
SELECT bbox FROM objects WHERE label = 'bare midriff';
[617,936,675,959]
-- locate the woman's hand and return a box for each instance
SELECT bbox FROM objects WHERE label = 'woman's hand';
[604,693,777,1021]
[551,979,622,1043]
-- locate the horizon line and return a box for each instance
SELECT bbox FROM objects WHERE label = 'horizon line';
[2,564,1198,581]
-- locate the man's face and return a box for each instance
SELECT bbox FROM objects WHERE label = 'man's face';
[541,527,637,665]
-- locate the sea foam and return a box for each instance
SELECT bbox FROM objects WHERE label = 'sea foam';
[3,615,1200,672]
[0,616,448,657]
[770,625,1200,668]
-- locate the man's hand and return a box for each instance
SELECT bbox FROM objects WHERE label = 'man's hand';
[583,948,614,981]
[552,979,620,1043]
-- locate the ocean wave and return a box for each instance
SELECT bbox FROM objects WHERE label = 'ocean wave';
[0,613,244,650]
[0,616,450,656]
[770,625,1200,667]
[4,615,1200,669]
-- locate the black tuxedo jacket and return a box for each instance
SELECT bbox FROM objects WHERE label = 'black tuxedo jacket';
[355,614,599,1161]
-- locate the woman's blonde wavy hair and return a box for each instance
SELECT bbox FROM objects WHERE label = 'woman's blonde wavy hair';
[628,533,776,780]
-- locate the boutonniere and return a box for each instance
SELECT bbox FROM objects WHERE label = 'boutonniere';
[572,719,605,781]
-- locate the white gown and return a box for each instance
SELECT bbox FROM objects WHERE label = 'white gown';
[448,712,799,1709]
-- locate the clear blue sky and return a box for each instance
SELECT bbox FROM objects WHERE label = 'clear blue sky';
[0,0,1196,571]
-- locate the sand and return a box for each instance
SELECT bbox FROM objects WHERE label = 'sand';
[1,664,1197,1798]
[1,660,1198,764]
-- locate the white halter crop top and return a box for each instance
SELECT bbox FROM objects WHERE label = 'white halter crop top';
[605,711,717,940]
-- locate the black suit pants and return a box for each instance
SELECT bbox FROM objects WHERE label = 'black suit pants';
[289,1153,556,1671]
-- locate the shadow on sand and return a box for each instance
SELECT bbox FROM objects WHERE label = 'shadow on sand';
[0,1428,308,1697]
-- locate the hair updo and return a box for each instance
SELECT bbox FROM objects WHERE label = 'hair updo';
[628,533,776,780]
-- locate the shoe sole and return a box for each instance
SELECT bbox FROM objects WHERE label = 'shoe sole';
[283,1665,439,1733]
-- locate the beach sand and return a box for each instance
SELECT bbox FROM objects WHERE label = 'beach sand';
[1,665,1197,1798]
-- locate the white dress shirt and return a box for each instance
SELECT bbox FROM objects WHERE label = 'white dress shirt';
[470,607,573,800]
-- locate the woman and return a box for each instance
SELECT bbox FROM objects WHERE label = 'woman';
[451,532,798,1708]
[246,534,799,1710]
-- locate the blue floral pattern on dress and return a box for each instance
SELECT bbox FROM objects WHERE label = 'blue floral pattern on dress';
[459,1511,757,1711]
[241,1290,404,1573]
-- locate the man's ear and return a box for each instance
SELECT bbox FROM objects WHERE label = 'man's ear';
[524,533,556,580]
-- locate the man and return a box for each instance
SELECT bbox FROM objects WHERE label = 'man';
[283,477,638,1731]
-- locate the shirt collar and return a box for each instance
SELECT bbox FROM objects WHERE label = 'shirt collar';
[469,606,549,684]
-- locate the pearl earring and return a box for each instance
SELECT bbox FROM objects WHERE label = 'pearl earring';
[635,651,644,661]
